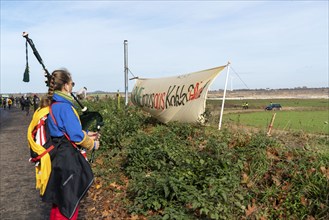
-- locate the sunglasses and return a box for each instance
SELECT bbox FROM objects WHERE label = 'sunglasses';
[70,82,75,87]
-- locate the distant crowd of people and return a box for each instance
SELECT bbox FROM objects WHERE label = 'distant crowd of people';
[1,92,108,117]
[0,94,40,116]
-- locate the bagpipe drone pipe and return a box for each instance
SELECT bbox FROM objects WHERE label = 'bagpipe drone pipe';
[22,32,104,161]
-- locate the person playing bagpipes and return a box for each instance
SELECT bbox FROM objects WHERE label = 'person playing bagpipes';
[28,69,100,219]
[23,32,104,219]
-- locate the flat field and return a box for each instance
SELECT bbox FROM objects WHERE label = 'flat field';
[206,99,329,134]
[224,110,328,134]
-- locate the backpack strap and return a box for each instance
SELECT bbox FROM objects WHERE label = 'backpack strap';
[49,102,78,149]
[30,145,55,163]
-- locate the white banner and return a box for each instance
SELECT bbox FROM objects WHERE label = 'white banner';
[131,65,226,123]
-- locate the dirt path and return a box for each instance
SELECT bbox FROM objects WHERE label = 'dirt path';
[0,107,103,219]
[0,107,52,219]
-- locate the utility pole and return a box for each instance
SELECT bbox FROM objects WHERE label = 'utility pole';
[124,40,128,106]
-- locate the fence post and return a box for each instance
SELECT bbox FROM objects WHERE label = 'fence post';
[267,113,276,136]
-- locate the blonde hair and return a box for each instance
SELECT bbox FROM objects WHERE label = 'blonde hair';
[39,95,51,108]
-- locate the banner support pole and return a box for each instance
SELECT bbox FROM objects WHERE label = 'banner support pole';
[218,62,230,130]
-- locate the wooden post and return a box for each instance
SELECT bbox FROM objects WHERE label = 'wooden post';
[117,89,120,109]
[267,113,276,136]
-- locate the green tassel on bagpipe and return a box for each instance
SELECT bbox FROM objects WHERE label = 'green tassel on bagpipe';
[23,64,29,82]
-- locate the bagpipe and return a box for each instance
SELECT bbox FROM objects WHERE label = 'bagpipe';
[22,32,104,162]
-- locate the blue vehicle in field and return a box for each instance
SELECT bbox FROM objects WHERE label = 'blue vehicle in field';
[265,103,282,111]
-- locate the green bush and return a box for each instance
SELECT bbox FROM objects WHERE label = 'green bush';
[88,99,329,219]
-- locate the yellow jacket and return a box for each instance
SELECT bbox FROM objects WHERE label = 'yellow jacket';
[27,107,52,195]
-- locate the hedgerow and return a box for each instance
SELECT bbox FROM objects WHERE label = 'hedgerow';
[86,98,329,220]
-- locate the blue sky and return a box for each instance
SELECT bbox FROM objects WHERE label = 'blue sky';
[1,0,328,94]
